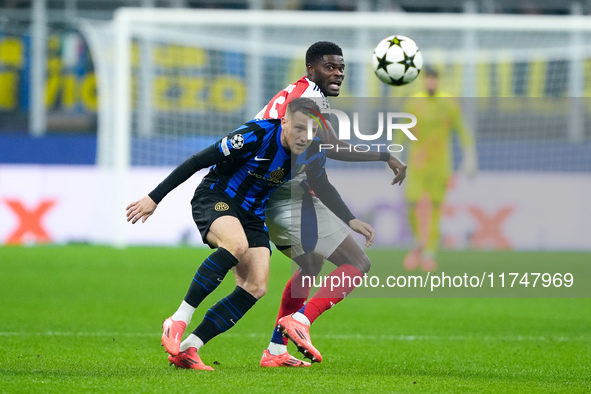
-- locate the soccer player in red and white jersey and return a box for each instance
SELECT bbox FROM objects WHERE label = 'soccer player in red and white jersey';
[251,41,408,367]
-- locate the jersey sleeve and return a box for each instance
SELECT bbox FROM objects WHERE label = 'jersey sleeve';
[253,105,268,119]
[148,122,264,204]
[300,88,330,112]
[215,122,266,160]
[259,77,330,119]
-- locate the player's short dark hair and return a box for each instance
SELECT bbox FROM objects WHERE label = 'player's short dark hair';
[305,41,343,65]
[424,66,439,78]
[286,97,321,118]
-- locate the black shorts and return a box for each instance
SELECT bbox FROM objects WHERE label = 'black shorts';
[191,186,271,251]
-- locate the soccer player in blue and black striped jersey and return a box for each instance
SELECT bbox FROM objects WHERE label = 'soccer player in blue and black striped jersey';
[126,98,367,370]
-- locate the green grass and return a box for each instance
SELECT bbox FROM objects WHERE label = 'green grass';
[1,246,590,393]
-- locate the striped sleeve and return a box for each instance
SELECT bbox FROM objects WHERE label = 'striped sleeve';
[148,123,264,204]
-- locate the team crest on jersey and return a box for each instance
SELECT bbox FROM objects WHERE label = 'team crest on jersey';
[214,202,230,211]
[269,167,285,182]
[230,134,244,149]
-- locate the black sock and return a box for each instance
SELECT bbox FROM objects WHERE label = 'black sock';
[193,286,258,345]
[183,248,238,307]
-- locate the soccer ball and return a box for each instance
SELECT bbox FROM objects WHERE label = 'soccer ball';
[230,134,244,149]
[372,35,423,86]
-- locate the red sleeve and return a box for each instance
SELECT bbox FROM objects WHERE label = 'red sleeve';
[262,77,313,119]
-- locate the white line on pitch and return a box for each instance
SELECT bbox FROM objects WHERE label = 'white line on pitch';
[0,331,586,342]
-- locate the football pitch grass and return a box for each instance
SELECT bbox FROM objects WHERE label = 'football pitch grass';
[1,246,589,393]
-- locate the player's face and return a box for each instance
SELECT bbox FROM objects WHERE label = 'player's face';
[281,111,318,155]
[425,75,438,96]
[307,55,345,97]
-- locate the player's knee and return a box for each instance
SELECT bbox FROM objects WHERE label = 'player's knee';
[356,254,371,274]
[300,261,324,277]
[243,282,267,299]
[224,239,249,260]
[295,254,324,277]
[333,251,371,274]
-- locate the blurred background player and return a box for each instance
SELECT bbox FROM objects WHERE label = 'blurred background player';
[254,41,406,367]
[402,67,477,272]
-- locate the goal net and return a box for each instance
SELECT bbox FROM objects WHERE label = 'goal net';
[80,9,591,246]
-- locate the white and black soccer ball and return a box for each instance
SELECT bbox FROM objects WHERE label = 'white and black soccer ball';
[372,35,423,86]
[230,134,244,149]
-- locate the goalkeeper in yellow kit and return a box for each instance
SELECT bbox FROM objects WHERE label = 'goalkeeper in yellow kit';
[401,67,477,272]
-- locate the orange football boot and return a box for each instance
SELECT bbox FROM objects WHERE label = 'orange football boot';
[162,317,186,356]
[277,315,322,363]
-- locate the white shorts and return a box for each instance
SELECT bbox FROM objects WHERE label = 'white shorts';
[266,186,350,259]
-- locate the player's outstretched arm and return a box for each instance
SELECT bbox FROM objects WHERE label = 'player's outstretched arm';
[319,120,406,185]
[348,218,375,247]
[320,120,383,162]
[125,123,261,225]
[126,196,157,224]
[124,146,219,225]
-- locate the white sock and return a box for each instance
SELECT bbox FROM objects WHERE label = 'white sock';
[292,312,310,326]
[180,334,204,352]
[171,300,195,325]
[267,343,287,356]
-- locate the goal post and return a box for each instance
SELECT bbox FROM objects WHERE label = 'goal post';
[80,9,591,246]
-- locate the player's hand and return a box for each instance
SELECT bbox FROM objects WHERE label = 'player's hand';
[126,196,157,224]
[461,147,478,179]
[348,219,375,247]
[387,155,407,185]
